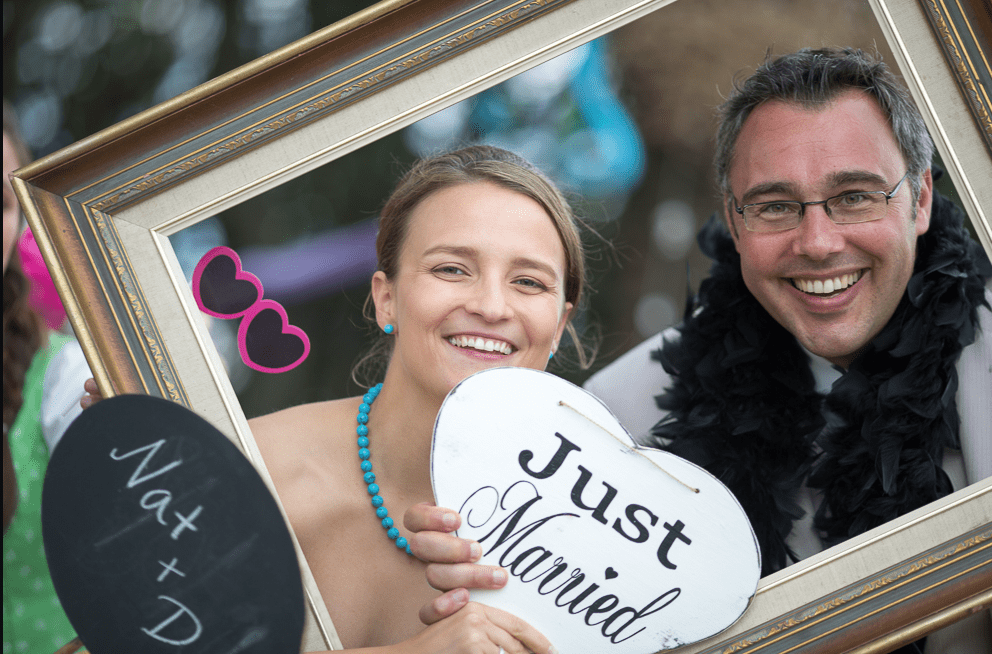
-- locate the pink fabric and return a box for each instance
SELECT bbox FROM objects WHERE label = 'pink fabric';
[17,228,66,330]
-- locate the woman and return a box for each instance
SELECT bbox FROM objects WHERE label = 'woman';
[249,145,588,653]
[4,103,91,653]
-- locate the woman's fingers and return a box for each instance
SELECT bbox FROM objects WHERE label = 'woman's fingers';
[404,501,460,533]
[426,562,507,592]
[419,588,470,625]
[405,502,536,651]
[80,378,103,409]
[404,503,484,564]
[484,604,554,654]
[412,601,555,654]
[410,530,481,563]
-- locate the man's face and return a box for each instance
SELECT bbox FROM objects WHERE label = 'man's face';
[724,91,931,368]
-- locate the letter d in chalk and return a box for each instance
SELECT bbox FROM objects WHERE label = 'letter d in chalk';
[141,595,203,646]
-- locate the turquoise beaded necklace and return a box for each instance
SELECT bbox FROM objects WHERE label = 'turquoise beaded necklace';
[357,383,412,555]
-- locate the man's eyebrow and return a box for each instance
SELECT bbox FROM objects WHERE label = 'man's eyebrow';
[740,182,799,205]
[827,170,890,188]
[739,170,893,205]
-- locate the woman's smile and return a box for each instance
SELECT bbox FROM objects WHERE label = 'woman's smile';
[446,334,515,355]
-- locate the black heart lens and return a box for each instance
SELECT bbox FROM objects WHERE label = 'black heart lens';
[193,247,309,374]
[197,254,261,317]
[243,307,307,370]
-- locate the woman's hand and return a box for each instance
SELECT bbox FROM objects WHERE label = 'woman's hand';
[404,502,509,623]
[400,503,557,652]
[80,378,103,409]
[404,601,555,654]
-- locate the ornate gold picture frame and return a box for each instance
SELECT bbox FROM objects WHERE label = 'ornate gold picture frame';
[13,0,991,651]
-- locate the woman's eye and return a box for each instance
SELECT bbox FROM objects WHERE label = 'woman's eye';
[433,265,465,276]
[514,278,548,291]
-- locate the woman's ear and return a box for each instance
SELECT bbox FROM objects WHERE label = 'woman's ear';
[370,271,395,331]
[555,301,574,346]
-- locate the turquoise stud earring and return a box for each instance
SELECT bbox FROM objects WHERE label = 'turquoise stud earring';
[383,324,394,334]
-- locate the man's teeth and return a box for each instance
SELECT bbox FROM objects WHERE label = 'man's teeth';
[793,269,864,295]
[448,336,513,354]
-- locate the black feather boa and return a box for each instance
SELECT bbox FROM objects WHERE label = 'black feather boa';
[648,190,990,576]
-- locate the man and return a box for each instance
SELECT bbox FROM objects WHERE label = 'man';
[585,47,991,652]
[407,48,989,651]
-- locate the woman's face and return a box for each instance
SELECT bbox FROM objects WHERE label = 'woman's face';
[372,181,573,401]
[3,132,22,274]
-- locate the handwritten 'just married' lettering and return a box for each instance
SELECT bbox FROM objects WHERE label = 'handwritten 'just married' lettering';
[519,432,692,570]
[461,482,681,644]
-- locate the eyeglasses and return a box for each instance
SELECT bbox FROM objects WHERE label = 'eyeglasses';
[734,171,911,233]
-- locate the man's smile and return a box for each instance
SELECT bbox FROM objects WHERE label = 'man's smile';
[788,268,866,297]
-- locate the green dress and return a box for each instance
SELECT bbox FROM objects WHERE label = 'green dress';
[3,335,78,654]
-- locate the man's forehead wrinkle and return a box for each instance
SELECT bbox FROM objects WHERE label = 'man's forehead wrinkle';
[731,107,829,202]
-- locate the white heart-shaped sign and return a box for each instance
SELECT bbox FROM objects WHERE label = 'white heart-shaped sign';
[432,368,760,653]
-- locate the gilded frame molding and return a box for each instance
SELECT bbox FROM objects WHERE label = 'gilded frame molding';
[12,0,991,651]
[919,0,991,154]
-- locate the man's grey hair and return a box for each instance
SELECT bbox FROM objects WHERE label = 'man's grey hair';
[715,47,934,210]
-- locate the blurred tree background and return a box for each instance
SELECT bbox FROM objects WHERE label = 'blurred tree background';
[3,0,405,416]
[8,0,958,420]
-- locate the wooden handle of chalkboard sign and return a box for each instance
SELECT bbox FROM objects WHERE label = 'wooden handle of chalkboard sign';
[52,637,85,654]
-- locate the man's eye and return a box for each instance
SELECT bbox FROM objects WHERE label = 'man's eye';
[759,203,798,216]
[838,193,870,206]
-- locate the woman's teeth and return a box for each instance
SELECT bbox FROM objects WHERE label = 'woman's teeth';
[792,269,864,295]
[448,336,513,354]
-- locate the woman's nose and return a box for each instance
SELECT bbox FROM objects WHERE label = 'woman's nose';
[465,278,512,322]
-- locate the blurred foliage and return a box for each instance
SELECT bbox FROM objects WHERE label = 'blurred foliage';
[3,0,380,156]
[3,0,408,415]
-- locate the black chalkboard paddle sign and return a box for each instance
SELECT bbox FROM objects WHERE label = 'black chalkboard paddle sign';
[42,394,305,654]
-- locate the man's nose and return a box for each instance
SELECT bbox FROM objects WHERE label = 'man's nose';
[793,204,845,260]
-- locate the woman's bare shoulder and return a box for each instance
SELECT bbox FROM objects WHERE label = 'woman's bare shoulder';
[249,398,357,440]
[249,399,358,477]
[248,398,363,531]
